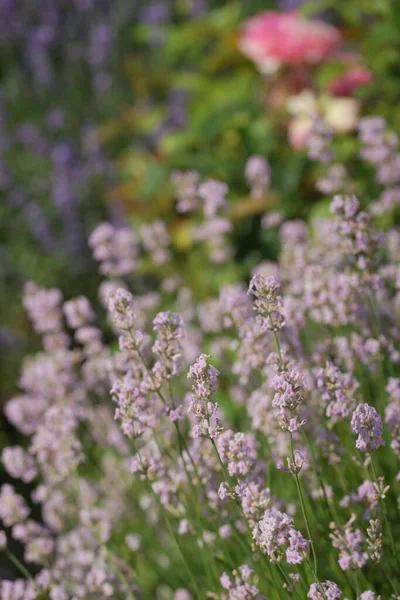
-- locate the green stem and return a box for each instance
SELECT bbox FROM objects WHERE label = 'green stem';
[137,348,168,405]
[290,435,318,576]
[383,563,399,597]
[272,330,284,369]
[175,421,209,500]
[370,454,400,578]
[4,549,33,581]
[276,563,303,600]
[353,569,360,598]
[104,547,137,600]
[301,430,336,523]
[166,376,220,588]
[137,350,222,589]
[174,427,219,588]
[272,317,325,598]
[306,559,329,600]
[160,503,202,599]
[290,440,328,600]
[132,441,202,599]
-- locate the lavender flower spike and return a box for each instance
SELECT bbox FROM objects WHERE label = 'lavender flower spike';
[187,354,222,439]
[253,508,310,564]
[351,403,385,452]
[308,581,342,600]
[247,274,285,332]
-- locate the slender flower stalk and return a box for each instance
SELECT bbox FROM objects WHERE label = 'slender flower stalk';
[131,440,202,600]
[2,548,33,581]
[369,455,399,580]
[248,274,326,596]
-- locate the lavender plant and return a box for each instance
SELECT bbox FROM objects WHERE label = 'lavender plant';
[1,147,400,600]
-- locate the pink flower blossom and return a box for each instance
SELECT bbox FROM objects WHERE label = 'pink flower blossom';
[328,66,373,97]
[239,11,341,72]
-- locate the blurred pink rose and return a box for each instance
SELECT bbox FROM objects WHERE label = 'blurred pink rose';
[238,11,341,72]
[328,66,373,97]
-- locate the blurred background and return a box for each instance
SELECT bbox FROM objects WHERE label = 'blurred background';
[1,0,400,405]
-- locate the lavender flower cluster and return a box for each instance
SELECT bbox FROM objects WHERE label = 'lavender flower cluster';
[1,149,400,600]
[0,0,139,257]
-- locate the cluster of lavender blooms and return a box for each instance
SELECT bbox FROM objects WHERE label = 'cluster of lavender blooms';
[358,117,400,217]
[0,1,136,94]
[245,156,271,199]
[141,221,171,266]
[1,149,400,600]
[171,171,235,263]
[1,110,113,258]
[307,114,336,164]
[220,565,263,600]
[89,224,139,277]
[312,115,400,221]
[0,0,141,258]
[252,509,310,564]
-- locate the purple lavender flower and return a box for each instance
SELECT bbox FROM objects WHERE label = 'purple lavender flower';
[272,368,306,432]
[248,274,285,332]
[385,401,400,458]
[89,223,138,276]
[245,155,270,198]
[351,404,384,452]
[152,311,185,379]
[198,178,228,216]
[330,195,383,271]
[0,484,30,527]
[171,170,199,213]
[188,353,219,402]
[307,115,335,164]
[359,592,379,600]
[153,311,184,341]
[63,296,94,330]
[23,281,63,335]
[141,220,171,265]
[107,288,137,333]
[173,590,192,600]
[0,579,37,599]
[187,354,222,439]
[193,216,233,264]
[240,483,272,527]
[2,447,37,483]
[307,581,342,600]
[220,565,260,600]
[341,480,378,519]
[330,517,369,570]
[12,519,54,565]
[316,164,347,195]
[253,508,310,564]
[216,430,258,478]
[315,362,359,423]
[110,373,156,438]
[359,116,400,186]
[30,406,83,483]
